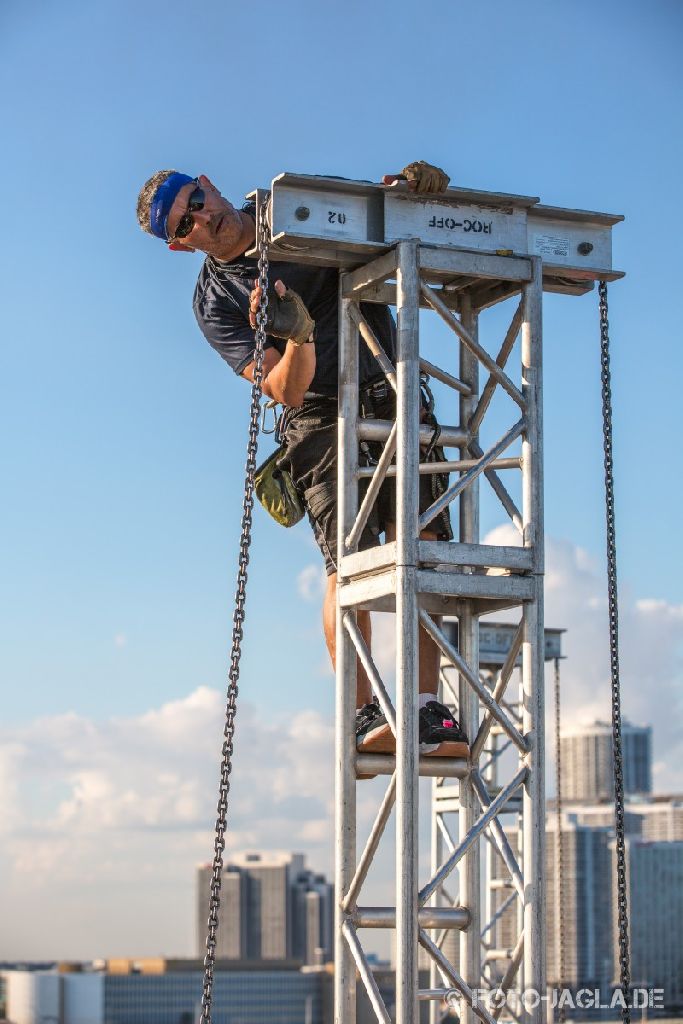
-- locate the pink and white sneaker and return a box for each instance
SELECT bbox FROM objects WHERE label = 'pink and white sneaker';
[419,700,469,758]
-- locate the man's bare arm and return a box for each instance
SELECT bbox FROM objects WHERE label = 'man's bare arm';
[241,342,315,407]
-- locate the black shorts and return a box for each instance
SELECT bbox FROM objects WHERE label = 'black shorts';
[280,391,453,576]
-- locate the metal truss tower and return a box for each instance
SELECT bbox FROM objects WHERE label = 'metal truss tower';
[250,175,622,1024]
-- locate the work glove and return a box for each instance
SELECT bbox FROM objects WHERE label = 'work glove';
[266,285,315,345]
[251,281,315,345]
[400,160,450,194]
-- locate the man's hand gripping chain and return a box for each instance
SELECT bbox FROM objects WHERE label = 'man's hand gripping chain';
[250,280,315,346]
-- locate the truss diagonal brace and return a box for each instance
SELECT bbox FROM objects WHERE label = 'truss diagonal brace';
[420,282,526,410]
[418,928,498,1024]
[419,610,529,755]
[419,766,528,906]
[471,771,524,901]
[348,302,397,391]
[492,931,525,1022]
[342,920,392,1024]
[420,355,472,397]
[471,621,524,761]
[419,419,525,532]
[481,891,517,940]
[342,773,396,912]
[343,613,396,735]
[469,438,523,533]
[468,301,523,437]
[346,421,397,548]
[479,738,513,776]
[436,813,457,855]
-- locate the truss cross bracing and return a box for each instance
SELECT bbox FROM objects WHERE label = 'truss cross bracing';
[249,175,622,1024]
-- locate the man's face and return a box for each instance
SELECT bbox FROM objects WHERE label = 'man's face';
[166,174,245,260]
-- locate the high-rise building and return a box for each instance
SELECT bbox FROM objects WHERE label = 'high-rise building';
[196,852,333,965]
[545,815,614,990]
[560,720,652,802]
[633,795,683,842]
[549,793,683,843]
[619,838,683,1006]
[541,810,683,1010]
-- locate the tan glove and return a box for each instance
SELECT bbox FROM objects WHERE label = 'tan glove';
[400,160,450,194]
[265,285,315,345]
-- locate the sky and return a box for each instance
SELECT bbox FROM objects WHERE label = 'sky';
[1,0,682,960]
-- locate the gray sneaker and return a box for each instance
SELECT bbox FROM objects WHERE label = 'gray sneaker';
[356,699,395,754]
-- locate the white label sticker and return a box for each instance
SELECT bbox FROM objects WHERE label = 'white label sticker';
[533,233,570,259]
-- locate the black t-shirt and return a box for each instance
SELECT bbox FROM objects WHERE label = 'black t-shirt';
[192,212,396,397]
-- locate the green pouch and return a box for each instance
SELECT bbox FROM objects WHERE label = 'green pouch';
[254,445,305,528]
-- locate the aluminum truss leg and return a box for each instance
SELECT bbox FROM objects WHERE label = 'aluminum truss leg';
[335,294,359,1024]
[521,258,546,1022]
[395,240,421,1024]
[459,293,482,1024]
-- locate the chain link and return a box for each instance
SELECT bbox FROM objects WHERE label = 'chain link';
[553,658,567,1024]
[599,280,631,1024]
[199,199,270,1024]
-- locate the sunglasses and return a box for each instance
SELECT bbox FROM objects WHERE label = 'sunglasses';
[171,184,206,240]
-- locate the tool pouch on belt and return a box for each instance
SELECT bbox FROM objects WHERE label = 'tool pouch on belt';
[254,446,305,528]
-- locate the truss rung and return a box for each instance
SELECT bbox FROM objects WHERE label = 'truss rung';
[419,989,456,1001]
[341,540,532,581]
[356,753,468,779]
[339,568,534,610]
[419,541,532,572]
[433,797,461,813]
[353,906,470,930]
[418,245,532,283]
[357,457,521,478]
[357,417,466,447]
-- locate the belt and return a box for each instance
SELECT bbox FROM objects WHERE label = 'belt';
[360,378,391,402]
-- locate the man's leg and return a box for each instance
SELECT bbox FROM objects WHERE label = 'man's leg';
[384,524,442,697]
[323,572,373,708]
[382,524,468,755]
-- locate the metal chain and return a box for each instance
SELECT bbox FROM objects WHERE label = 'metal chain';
[553,657,567,1023]
[599,280,631,1024]
[199,199,270,1024]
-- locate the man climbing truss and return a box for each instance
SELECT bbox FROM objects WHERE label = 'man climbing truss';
[136,160,469,762]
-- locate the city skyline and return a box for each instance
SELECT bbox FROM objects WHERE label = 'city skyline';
[195,851,333,965]
[3,709,683,1013]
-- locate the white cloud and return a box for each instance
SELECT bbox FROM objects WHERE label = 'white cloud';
[0,688,335,846]
[297,563,327,602]
[484,525,683,790]
[114,633,127,648]
[0,689,338,958]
